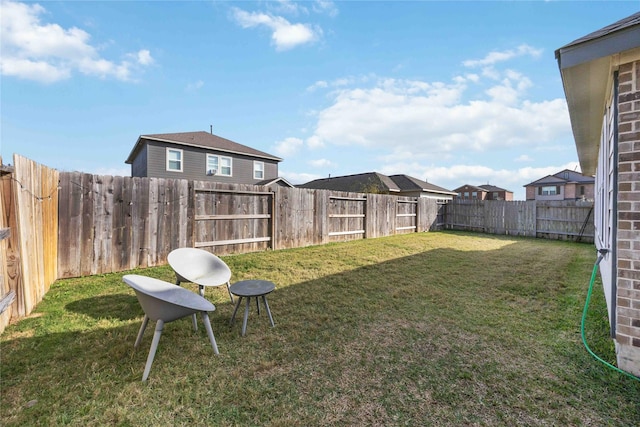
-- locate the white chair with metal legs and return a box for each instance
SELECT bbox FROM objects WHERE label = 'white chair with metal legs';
[123,274,219,381]
[168,248,234,302]
[168,248,234,331]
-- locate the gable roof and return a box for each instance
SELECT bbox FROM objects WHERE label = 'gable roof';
[524,169,595,187]
[388,175,457,196]
[125,131,282,164]
[299,172,400,193]
[555,12,640,175]
[255,177,295,188]
[453,184,488,193]
[478,184,511,193]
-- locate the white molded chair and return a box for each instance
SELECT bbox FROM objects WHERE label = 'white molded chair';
[123,274,219,381]
[168,248,234,302]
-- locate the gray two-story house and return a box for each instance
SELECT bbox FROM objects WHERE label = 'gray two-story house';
[125,131,287,186]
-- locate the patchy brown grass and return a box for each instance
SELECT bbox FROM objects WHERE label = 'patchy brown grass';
[1,231,638,426]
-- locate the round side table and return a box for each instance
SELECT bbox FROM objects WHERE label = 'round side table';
[229,280,276,336]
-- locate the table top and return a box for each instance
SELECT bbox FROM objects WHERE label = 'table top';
[123,274,215,312]
[229,280,275,297]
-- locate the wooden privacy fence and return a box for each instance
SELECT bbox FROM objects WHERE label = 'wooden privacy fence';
[2,158,600,331]
[0,155,59,333]
[444,199,595,242]
[57,174,444,278]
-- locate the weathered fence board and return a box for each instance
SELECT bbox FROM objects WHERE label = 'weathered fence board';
[4,155,58,320]
[445,200,594,242]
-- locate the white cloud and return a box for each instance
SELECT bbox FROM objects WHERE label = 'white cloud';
[231,7,321,51]
[0,0,153,83]
[304,74,569,160]
[515,154,533,162]
[135,49,154,66]
[271,0,309,15]
[306,135,325,149]
[186,80,204,92]
[273,137,304,157]
[313,0,339,17]
[279,170,321,185]
[309,158,334,168]
[463,44,543,68]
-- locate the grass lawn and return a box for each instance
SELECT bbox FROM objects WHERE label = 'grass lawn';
[1,231,639,426]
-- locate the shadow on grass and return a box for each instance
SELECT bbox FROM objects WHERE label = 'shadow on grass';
[65,294,142,321]
[2,236,639,426]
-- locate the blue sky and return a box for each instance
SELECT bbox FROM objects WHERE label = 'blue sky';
[1,1,638,200]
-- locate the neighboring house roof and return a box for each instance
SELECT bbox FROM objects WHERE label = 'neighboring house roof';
[478,184,511,193]
[389,175,457,196]
[299,172,456,195]
[299,172,401,193]
[256,177,295,188]
[125,131,282,164]
[524,169,595,187]
[555,12,640,175]
[453,184,487,193]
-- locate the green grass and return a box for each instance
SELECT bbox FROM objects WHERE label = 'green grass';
[1,231,638,426]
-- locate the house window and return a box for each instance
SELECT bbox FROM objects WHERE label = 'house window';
[206,155,232,176]
[540,185,559,196]
[472,191,478,199]
[167,148,183,172]
[493,192,499,199]
[580,186,585,196]
[254,161,264,180]
[464,192,470,199]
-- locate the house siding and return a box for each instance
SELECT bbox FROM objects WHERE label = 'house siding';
[139,140,278,184]
[615,59,640,375]
[131,144,148,177]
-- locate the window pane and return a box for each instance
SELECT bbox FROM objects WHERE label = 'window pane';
[168,149,182,171]
[541,186,557,195]
[254,162,264,179]
[207,155,218,173]
[220,157,232,176]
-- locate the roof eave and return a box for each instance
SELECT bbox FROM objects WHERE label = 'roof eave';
[556,24,640,176]
[140,135,283,162]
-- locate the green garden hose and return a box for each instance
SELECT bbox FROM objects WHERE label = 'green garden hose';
[581,252,640,382]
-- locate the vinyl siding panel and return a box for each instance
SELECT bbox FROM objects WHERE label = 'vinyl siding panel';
[130,145,148,177]
[144,141,279,184]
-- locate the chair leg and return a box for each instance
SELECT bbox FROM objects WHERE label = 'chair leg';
[134,315,150,348]
[201,312,219,355]
[142,319,164,382]
[226,282,234,303]
[192,313,198,332]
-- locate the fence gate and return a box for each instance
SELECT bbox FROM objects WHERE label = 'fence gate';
[396,198,417,233]
[327,195,366,240]
[193,185,274,255]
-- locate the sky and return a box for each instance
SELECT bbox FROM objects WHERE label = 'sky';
[1,1,639,200]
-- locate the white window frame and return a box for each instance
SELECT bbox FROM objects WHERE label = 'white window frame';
[205,154,232,177]
[253,161,264,180]
[541,185,558,196]
[166,148,183,172]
